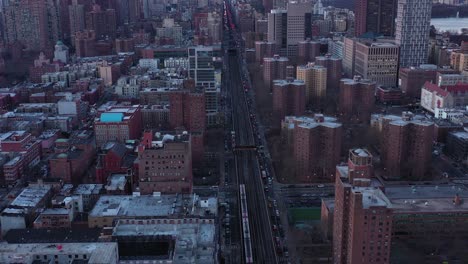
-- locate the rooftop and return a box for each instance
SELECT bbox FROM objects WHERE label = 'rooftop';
[113,221,216,263]
[73,184,103,195]
[89,194,217,218]
[451,131,468,140]
[3,228,102,244]
[379,185,468,213]
[105,174,127,191]
[353,187,391,209]
[283,115,342,130]
[100,112,124,122]
[0,243,118,264]
[9,185,52,208]
[273,79,305,87]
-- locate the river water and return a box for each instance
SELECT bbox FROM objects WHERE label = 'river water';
[431,17,468,33]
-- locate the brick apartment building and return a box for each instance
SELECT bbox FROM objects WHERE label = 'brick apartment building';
[169,89,206,132]
[297,39,321,65]
[94,105,142,146]
[272,79,306,123]
[282,115,342,182]
[137,131,192,194]
[263,55,289,89]
[333,149,393,264]
[338,76,376,124]
[377,112,434,180]
[255,41,276,63]
[328,148,468,263]
[315,54,342,95]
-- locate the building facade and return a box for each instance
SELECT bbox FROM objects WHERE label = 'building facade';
[296,63,327,104]
[272,79,306,122]
[395,0,432,67]
[338,77,376,124]
[355,0,397,37]
[263,55,289,89]
[138,131,192,194]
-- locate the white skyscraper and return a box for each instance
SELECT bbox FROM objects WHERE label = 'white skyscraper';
[395,0,432,68]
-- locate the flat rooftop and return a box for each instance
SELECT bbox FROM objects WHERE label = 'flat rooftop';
[73,184,103,195]
[353,187,391,209]
[114,222,215,264]
[3,228,102,244]
[384,185,468,213]
[385,185,468,199]
[105,174,127,192]
[89,194,217,218]
[0,243,118,264]
[284,115,342,130]
[9,185,52,208]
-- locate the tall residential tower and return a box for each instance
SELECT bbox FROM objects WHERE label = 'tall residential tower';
[395,0,432,67]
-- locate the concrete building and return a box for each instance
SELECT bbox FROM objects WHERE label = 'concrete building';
[188,46,218,126]
[315,54,342,95]
[72,184,103,212]
[53,41,69,64]
[57,93,89,119]
[398,64,456,98]
[283,115,342,182]
[114,76,140,98]
[0,185,53,235]
[329,38,344,59]
[355,0,397,37]
[296,63,327,104]
[285,1,313,58]
[0,243,118,264]
[333,149,393,264]
[88,194,217,228]
[338,77,376,124]
[374,112,434,180]
[268,2,313,58]
[345,38,400,87]
[272,79,306,122]
[94,105,142,146]
[263,55,290,89]
[138,58,160,71]
[255,41,277,63]
[437,73,468,86]
[450,51,468,72]
[297,39,321,65]
[138,131,192,194]
[267,9,288,56]
[156,18,183,45]
[33,208,74,229]
[395,0,432,67]
[343,37,357,78]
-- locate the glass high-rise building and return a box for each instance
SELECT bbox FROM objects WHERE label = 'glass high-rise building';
[395,0,432,68]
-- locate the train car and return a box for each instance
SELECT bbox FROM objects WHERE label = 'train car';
[239,184,253,263]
